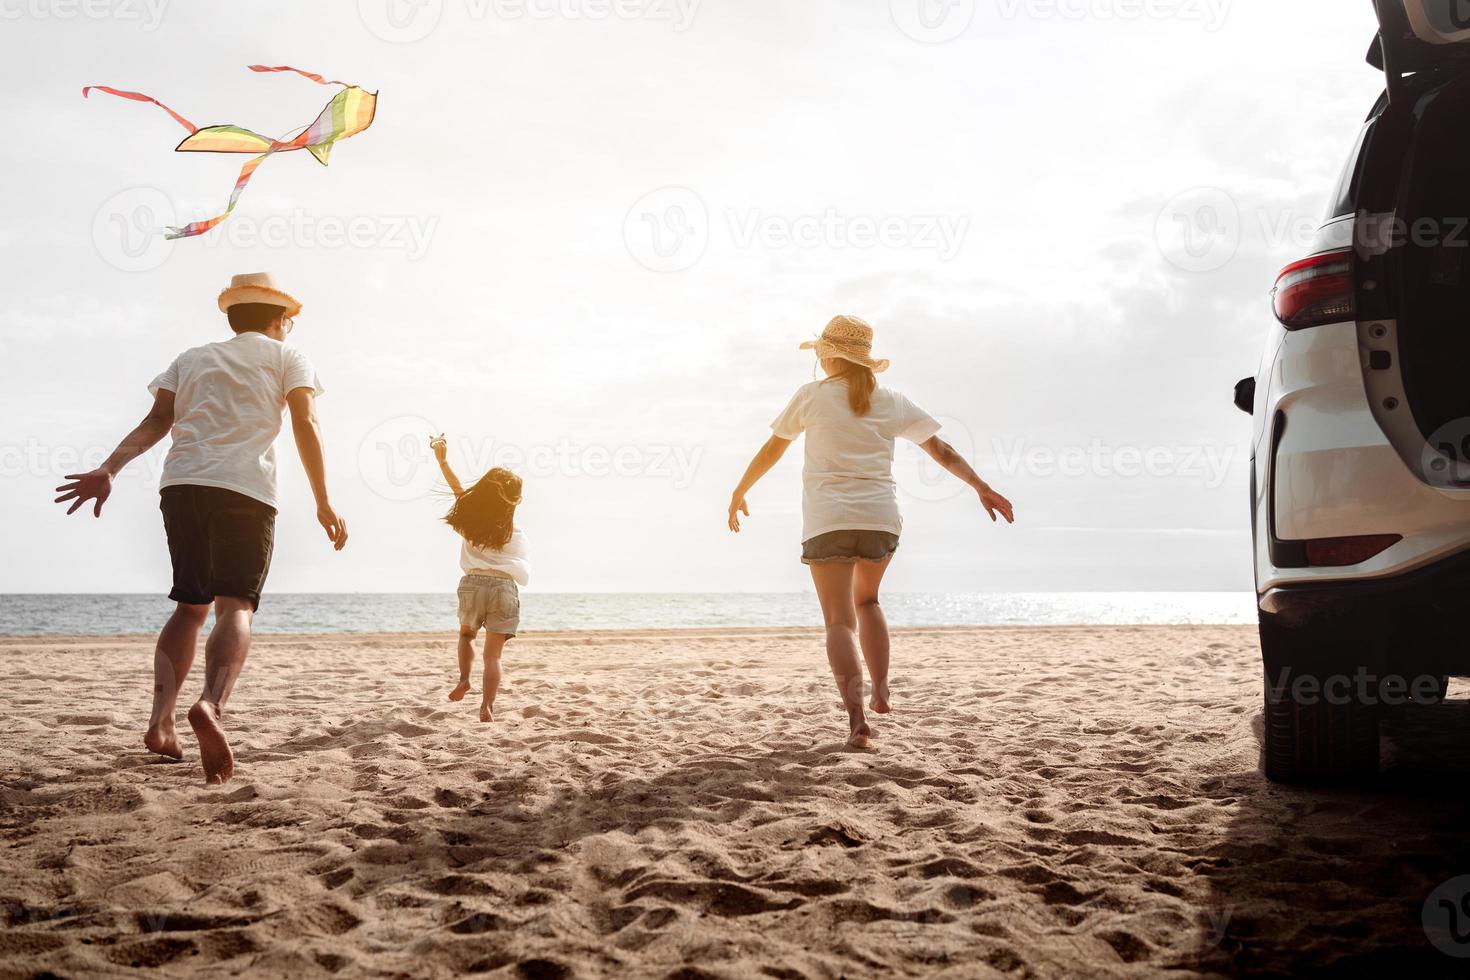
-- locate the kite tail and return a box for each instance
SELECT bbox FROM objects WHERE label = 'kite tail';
[247,64,357,89]
[81,85,198,133]
[165,152,272,240]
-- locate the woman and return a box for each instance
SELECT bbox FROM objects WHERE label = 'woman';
[728,316,1014,748]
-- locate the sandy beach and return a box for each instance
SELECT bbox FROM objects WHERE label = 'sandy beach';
[1,625,1466,978]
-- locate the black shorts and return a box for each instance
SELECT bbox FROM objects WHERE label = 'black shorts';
[160,485,277,610]
[801,529,900,565]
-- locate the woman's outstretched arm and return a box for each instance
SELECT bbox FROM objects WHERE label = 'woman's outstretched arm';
[728,435,792,532]
[919,436,1015,524]
[430,433,466,498]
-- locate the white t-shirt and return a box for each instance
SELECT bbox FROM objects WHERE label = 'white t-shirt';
[149,332,324,508]
[461,528,531,586]
[771,381,942,542]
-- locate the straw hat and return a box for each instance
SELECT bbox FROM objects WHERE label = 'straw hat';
[800,315,890,373]
[217,272,302,319]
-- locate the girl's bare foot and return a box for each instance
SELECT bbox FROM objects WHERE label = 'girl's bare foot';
[869,682,891,714]
[448,680,471,702]
[479,703,493,723]
[144,724,184,761]
[187,700,235,785]
[847,717,873,749]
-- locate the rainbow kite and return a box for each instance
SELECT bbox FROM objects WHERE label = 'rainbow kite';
[83,65,378,239]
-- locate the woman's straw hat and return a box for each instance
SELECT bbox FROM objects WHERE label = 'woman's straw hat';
[217,272,302,319]
[800,315,890,373]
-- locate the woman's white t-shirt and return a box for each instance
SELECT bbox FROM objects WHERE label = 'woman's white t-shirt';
[461,528,531,587]
[771,381,942,542]
[148,332,324,509]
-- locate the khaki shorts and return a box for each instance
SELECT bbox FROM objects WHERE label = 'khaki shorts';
[457,574,521,636]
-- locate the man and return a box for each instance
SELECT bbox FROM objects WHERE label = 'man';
[54,272,348,785]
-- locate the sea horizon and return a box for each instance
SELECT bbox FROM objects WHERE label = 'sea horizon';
[0,591,1258,636]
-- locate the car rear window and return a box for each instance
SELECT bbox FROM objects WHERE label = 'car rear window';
[1325,121,1374,220]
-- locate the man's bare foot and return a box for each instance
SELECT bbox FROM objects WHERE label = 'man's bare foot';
[479,703,494,723]
[448,680,471,702]
[847,719,873,749]
[143,724,184,761]
[869,683,891,714]
[187,700,234,785]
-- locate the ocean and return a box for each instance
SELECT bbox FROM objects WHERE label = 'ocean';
[0,592,1256,636]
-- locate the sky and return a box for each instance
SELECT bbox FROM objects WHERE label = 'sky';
[0,0,1387,594]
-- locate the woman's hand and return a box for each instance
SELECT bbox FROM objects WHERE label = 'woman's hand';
[727,496,750,533]
[978,485,1015,524]
[429,433,448,462]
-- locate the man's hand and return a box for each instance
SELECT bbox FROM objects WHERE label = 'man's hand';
[317,502,349,551]
[728,496,750,533]
[54,469,114,517]
[978,485,1015,524]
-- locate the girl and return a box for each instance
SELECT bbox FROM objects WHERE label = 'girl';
[728,316,1014,748]
[431,434,530,722]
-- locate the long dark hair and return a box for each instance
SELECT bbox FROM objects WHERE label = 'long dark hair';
[444,467,522,551]
[823,359,877,416]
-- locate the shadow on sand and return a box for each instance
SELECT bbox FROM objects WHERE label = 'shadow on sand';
[1189,697,1470,977]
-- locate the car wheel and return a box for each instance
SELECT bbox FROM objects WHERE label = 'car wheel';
[1259,613,1381,784]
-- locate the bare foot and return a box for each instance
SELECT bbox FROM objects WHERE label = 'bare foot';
[187,700,234,785]
[448,680,471,702]
[479,703,494,723]
[143,724,184,761]
[869,682,891,714]
[847,719,873,749]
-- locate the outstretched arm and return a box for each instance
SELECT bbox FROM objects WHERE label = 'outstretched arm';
[430,434,465,498]
[919,435,1015,524]
[728,435,792,532]
[287,387,348,551]
[53,389,175,517]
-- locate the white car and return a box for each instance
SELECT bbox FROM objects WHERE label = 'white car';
[1241,0,1470,783]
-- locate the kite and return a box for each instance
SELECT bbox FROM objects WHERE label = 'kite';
[83,65,378,239]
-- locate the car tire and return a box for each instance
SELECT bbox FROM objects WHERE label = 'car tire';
[1259,613,1381,784]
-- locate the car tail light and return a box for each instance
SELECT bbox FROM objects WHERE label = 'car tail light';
[1304,534,1401,567]
[1272,250,1355,330]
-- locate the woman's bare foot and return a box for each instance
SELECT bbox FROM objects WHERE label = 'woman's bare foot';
[143,724,184,761]
[869,682,891,714]
[479,703,494,723]
[448,680,471,702]
[187,700,235,785]
[847,717,873,749]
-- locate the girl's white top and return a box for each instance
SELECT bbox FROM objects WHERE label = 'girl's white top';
[460,527,531,586]
[772,381,941,542]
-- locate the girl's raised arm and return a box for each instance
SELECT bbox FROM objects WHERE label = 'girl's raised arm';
[430,433,466,498]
